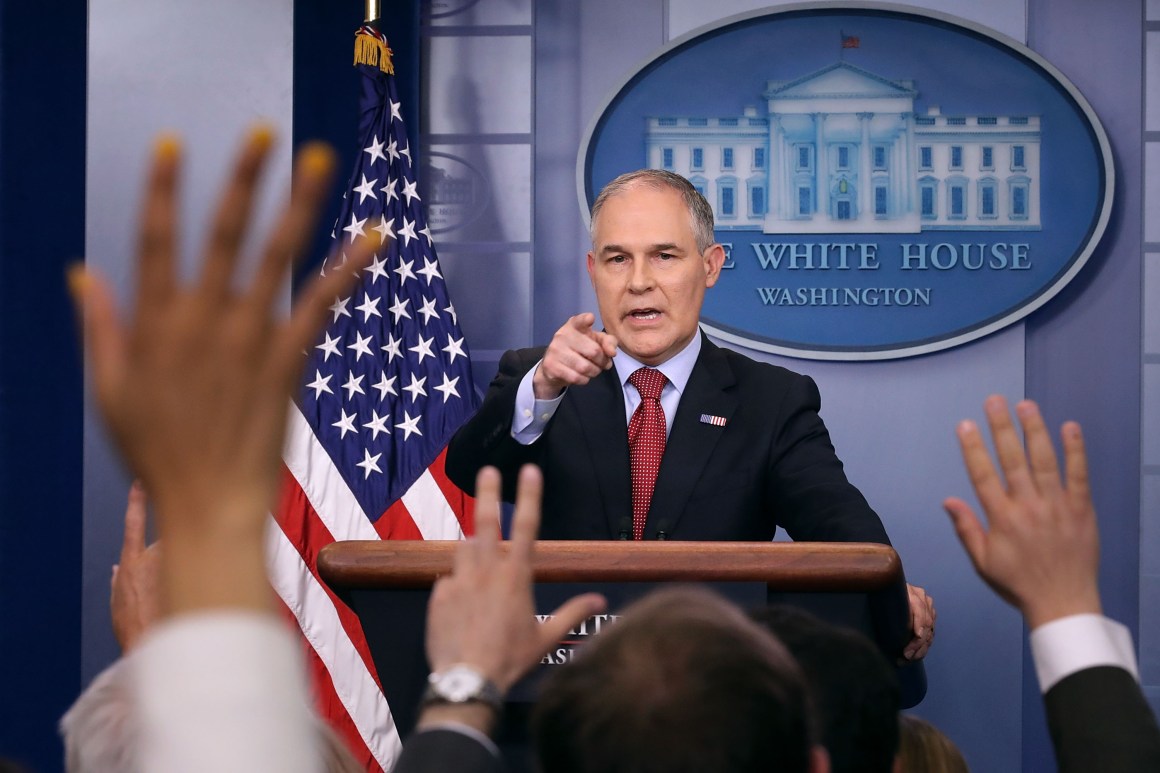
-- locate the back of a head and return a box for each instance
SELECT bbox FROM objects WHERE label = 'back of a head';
[751,606,900,773]
[896,714,969,773]
[532,586,817,773]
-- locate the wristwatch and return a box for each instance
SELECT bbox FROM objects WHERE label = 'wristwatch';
[421,664,504,712]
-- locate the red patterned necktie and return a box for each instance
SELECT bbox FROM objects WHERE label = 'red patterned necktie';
[627,367,668,540]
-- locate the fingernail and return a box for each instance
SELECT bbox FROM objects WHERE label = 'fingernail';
[154,132,182,161]
[957,419,977,436]
[66,263,89,300]
[249,122,276,151]
[299,142,337,177]
[1015,401,1038,419]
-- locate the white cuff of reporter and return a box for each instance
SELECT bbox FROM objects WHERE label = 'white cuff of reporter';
[1029,613,1139,693]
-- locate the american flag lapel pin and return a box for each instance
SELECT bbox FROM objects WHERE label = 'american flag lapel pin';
[700,413,727,427]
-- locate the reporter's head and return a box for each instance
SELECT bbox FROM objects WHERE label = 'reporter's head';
[532,586,827,773]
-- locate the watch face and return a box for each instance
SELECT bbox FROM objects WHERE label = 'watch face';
[438,665,485,702]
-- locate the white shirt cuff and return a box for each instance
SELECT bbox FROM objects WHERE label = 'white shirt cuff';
[1029,613,1138,693]
[131,611,320,773]
[511,359,564,444]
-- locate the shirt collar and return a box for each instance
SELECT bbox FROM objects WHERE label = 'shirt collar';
[612,331,702,395]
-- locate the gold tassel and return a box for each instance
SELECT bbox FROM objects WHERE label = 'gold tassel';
[353,31,395,75]
[379,40,394,75]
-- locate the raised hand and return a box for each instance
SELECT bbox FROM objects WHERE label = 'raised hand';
[425,465,606,691]
[943,396,1100,629]
[70,127,372,615]
[110,481,162,652]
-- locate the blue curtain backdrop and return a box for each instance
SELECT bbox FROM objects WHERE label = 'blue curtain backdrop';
[0,3,87,771]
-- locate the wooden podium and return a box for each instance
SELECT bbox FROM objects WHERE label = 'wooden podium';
[320,540,924,760]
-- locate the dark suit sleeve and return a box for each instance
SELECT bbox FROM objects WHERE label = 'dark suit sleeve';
[756,372,914,661]
[392,728,508,773]
[446,348,547,502]
[1044,666,1160,773]
[762,372,889,545]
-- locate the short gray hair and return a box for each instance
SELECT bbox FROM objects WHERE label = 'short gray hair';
[589,169,716,253]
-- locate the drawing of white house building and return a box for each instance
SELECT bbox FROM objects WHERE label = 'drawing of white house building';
[644,62,1041,234]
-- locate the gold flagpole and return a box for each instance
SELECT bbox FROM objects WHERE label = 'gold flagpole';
[365,0,380,23]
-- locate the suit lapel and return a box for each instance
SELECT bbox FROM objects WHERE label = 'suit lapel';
[646,337,737,537]
[568,367,632,537]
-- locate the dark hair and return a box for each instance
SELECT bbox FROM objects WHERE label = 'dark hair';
[532,587,817,773]
[750,605,901,773]
[589,169,716,252]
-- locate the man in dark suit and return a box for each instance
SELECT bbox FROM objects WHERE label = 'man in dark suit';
[945,396,1160,771]
[446,168,935,659]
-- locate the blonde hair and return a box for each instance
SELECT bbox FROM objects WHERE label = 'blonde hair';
[896,714,970,773]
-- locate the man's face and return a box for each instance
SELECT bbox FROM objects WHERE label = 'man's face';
[587,184,725,366]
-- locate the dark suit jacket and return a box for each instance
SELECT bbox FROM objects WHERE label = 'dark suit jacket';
[1044,665,1160,772]
[447,335,889,544]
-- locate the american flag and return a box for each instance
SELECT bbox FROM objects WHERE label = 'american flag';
[268,26,478,772]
